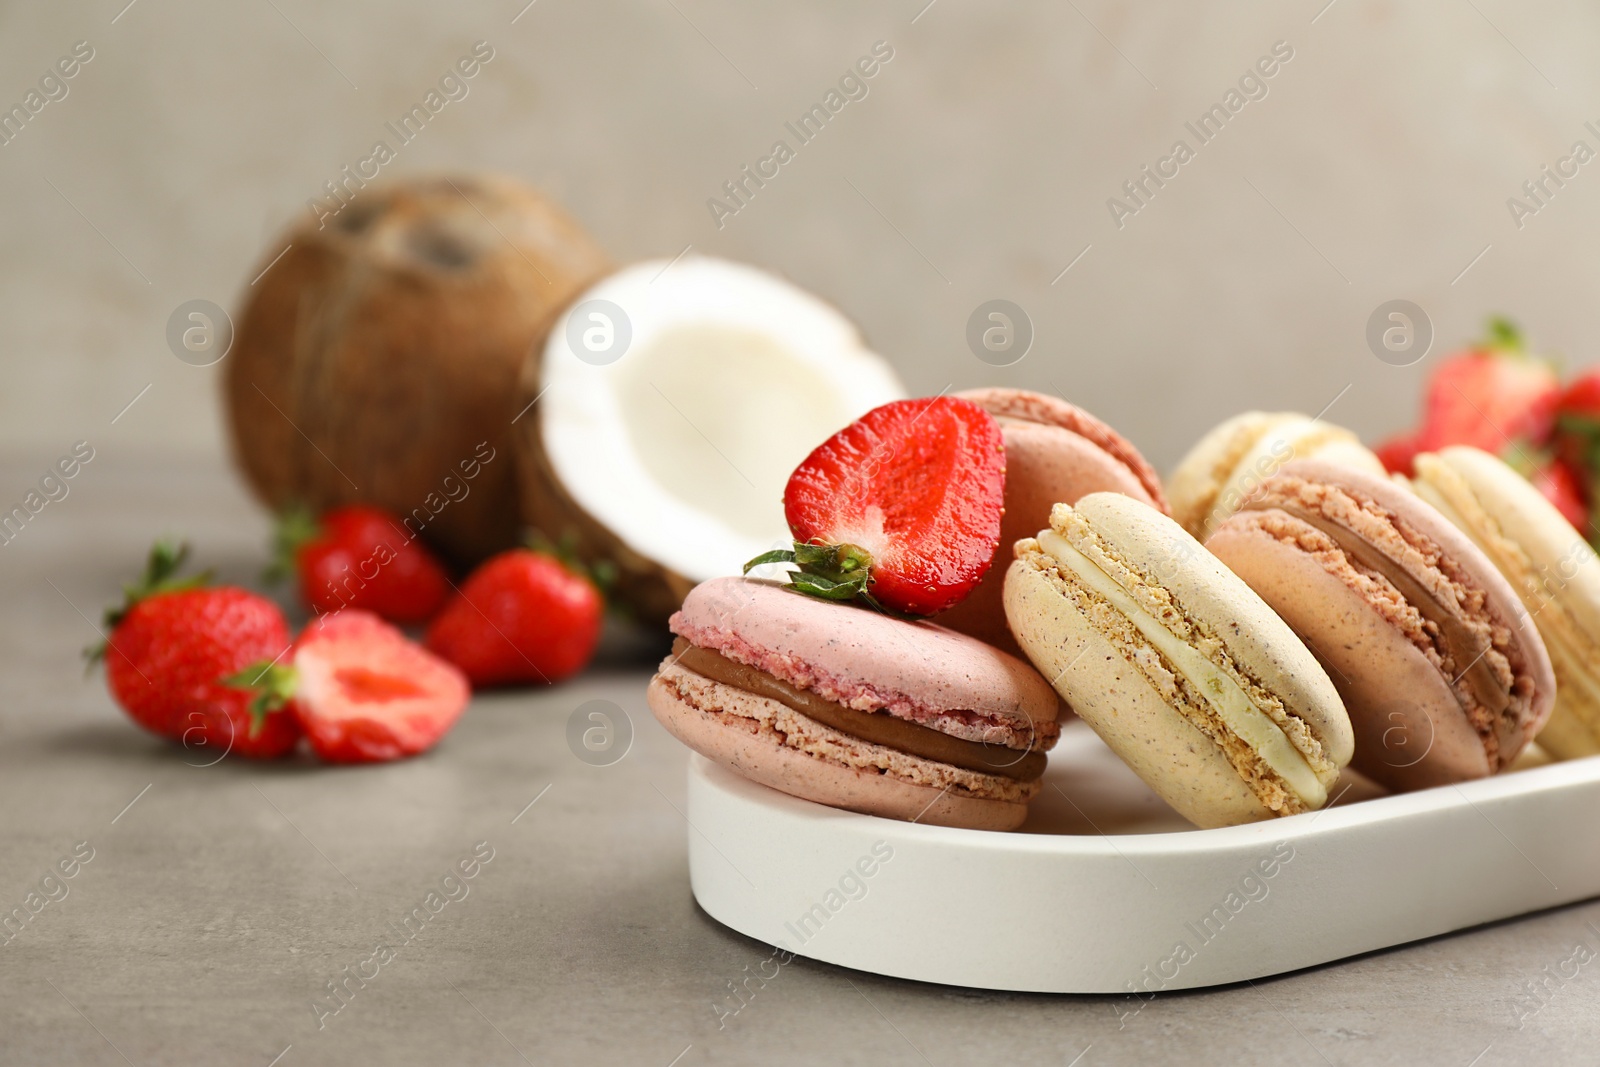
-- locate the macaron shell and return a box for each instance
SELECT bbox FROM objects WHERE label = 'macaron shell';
[1414,446,1600,758]
[1207,514,1492,789]
[1004,556,1272,828]
[955,387,1169,508]
[1066,494,1353,769]
[673,577,1059,746]
[1168,412,1384,540]
[647,669,1029,831]
[938,419,1163,653]
[1277,457,1556,755]
[1427,447,1600,635]
[1168,411,1294,537]
[1420,447,1600,639]
[940,388,1167,655]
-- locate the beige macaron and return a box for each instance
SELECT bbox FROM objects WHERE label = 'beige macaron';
[1411,446,1600,759]
[1004,493,1353,829]
[1168,411,1386,541]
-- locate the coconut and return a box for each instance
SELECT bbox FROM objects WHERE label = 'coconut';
[513,256,904,624]
[223,174,611,567]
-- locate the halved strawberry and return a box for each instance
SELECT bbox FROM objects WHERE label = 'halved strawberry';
[235,611,469,763]
[749,396,1006,615]
[1418,317,1559,458]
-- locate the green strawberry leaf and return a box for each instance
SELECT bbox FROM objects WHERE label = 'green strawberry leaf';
[262,503,319,586]
[222,659,299,739]
[743,541,912,618]
[525,527,620,603]
[85,539,212,670]
[1483,316,1525,354]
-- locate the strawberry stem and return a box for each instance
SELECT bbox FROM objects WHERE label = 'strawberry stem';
[525,528,618,597]
[1483,316,1525,354]
[222,659,299,738]
[263,503,319,585]
[743,541,898,613]
[85,540,213,670]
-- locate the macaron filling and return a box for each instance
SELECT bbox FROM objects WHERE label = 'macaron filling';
[1035,529,1326,808]
[669,638,1048,781]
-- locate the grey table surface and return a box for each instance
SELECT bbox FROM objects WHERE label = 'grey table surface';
[3,454,1598,1066]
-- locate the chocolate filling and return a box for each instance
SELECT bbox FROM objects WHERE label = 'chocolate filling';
[1241,500,1509,718]
[670,638,1047,781]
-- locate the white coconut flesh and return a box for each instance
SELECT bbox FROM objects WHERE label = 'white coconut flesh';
[538,256,905,583]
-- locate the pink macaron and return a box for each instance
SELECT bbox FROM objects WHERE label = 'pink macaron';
[648,577,1061,831]
[937,388,1169,655]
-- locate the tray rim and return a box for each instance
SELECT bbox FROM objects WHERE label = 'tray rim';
[688,747,1600,851]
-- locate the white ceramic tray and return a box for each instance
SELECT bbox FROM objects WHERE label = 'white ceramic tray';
[685,721,1600,993]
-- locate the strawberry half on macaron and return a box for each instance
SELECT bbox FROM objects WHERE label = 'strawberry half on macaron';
[746,396,1007,616]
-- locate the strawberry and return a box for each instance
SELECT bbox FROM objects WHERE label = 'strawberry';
[1374,431,1424,478]
[270,505,450,624]
[1555,368,1600,478]
[1417,317,1559,458]
[1553,368,1600,545]
[237,611,470,763]
[424,550,603,687]
[91,541,300,758]
[749,396,1006,616]
[1530,458,1590,532]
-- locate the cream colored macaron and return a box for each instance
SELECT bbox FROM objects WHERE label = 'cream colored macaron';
[1168,411,1386,540]
[1003,494,1353,829]
[1411,446,1600,759]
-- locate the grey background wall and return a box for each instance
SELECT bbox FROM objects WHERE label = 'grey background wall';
[3,0,1597,476]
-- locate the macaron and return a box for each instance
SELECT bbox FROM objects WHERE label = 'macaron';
[648,577,1061,831]
[1168,411,1386,541]
[1003,494,1352,829]
[937,388,1168,654]
[1410,446,1600,759]
[1207,459,1555,791]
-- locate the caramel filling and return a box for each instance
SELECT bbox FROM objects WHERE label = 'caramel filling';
[670,638,1047,781]
[1240,500,1508,718]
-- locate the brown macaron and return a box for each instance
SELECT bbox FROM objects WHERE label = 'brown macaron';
[1206,460,1555,791]
[938,388,1168,655]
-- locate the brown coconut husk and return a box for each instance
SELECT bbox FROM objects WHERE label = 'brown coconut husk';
[510,345,696,627]
[223,174,610,568]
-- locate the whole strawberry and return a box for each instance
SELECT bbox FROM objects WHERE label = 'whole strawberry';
[1554,368,1600,533]
[92,541,300,758]
[1373,430,1424,478]
[1529,457,1590,532]
[748,396,1007,615]
[1417,317,1559,458]
[272,505,450,624]
[424,549,603,687]
[234,610,470,763]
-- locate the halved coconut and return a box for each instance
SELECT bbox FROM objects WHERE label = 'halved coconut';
[513,256,904,624]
